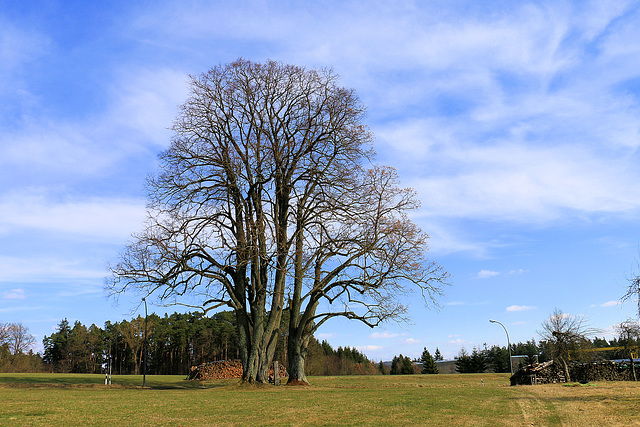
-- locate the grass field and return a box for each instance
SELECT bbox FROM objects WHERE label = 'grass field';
[1,373,639,426]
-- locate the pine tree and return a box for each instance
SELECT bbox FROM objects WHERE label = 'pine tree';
[390,355,400,375]
[434,347,443,361]
[455,348,473,373]
[470,347,487,373]
[401,355,414,374]
[420,347,438,374]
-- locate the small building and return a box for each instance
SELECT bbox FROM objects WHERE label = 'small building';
[434,355,532,374]
[435,359,458,374]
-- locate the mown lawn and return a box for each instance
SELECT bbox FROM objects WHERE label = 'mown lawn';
[1,373,638,425]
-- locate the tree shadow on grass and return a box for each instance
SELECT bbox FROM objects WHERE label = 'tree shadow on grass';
[0,374,237,390]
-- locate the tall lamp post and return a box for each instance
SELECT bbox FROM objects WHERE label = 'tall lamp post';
[490,319,513,376]
[142,297,148,388]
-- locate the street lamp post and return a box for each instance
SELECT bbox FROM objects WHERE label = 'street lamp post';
[142,297,148,388]
[490,319,513,376]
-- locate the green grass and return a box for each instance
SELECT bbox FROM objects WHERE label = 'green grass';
[1,373,639,425]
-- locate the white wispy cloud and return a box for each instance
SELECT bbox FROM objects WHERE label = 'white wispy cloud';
[476,270,500,279]
[0,305,46,314]
[601,301,620,308]
[411,142,640,223]
[0,192,146,242]
[0,67,185,180]
[0,18,50,97]
[506,305,537,312]
[370,331,399,339]
[0,256,106,284]
[444,301,488,307]
[2,288,25,300]
[357,345,383,352]
[408,218,496,256]
[351,3,640,228]
[105,66,189,147]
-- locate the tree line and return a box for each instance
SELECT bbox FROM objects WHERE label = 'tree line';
[382,348,442,375]
[38,310,377,376]
[453,340,540,374]
[453,335,639,375]
[304,339,379,376]
[384,313,639,377]
[43,311,239,375]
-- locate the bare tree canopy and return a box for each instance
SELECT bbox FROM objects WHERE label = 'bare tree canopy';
[0,322,36,355]
[539,309,596,382]
[108,59,448,384]
[623,262,640,318]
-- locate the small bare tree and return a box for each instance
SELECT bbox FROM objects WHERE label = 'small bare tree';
[118,317,147,375]
[4,323,36,355]
[539,309,595,382]
[615,319,640,381]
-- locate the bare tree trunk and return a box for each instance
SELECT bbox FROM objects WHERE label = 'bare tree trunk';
[286,332,309,385]
[236,309,253,382]
[286,210,309,385]
[138,347,143,376]
[559,357,570,382]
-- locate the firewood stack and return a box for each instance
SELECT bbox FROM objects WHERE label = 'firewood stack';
[510,360,564,385]
[187,360,287,380]
[511,359,638,385]
[570,360,635,382]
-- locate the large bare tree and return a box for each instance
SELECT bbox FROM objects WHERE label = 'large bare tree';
[108,59,447,384]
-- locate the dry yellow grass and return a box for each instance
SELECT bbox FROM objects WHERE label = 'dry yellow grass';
[510,381,640,426]
[1,373,639,425]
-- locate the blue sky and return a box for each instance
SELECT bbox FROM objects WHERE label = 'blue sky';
[2,0,640,361]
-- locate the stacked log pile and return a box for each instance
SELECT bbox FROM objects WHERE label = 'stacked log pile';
[570,361,634,382]
[187,360,287,380]
[511,360,637,385]
[188,360,243,380]
[510,361,565,385]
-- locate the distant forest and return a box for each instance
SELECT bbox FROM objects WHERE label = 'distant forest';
[452,336,638,374]
[2,312,634,375]
[1,311,377,375]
